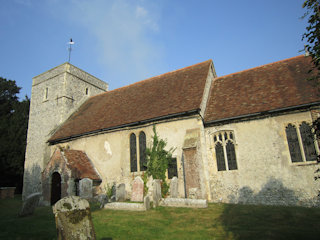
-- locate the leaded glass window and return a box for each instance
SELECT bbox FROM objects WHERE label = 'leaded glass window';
[226,141,237,170]
[285,122,318,163]
[215,142,226,171]
[286,124,303,163]
[130,133,137,172]
[299,122,317,162]
[213,131,238,172]
[168,158,178,179]
[139,131,147,171]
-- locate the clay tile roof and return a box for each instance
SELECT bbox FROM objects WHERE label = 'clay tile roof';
[49,60,212,142]
[204,55,320,123]
[63,150,101,181]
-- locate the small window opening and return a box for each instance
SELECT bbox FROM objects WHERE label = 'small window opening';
[85,88,89,95]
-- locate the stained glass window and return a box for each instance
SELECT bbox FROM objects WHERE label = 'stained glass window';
[285,124,303,163]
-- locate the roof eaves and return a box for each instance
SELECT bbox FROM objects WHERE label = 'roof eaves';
[49,109,201,144]
[204,101,320,126]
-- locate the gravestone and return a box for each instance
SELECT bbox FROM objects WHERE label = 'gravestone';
[116,183,126,202]
[96,194,108,208]
[53,196,96,240]
[153,179,162,207]
[131,176,144,202]
[79,178,93,199]
[170,177,179,198]
[144,195,151,210]
[19,192,41,217]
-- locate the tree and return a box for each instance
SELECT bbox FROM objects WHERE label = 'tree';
[302,0,320,81]
[302,1,320,196]
[145,125,175,197]
[0,77,30,193]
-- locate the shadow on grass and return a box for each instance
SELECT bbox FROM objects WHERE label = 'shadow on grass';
[219,178,320,240]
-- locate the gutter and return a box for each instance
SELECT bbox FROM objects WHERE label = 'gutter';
[204,101,320,126]
[49,109,201,145]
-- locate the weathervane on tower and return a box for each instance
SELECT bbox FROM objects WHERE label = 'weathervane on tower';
[68,38,74,63]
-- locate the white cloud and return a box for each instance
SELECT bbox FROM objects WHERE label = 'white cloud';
[48,0,164,89]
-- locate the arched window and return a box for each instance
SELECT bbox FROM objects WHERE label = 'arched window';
[139,131,147,171]
[285,124,303,163]
[130,133,137,172]
[226,141,237,170]
[299,122,317,162]
[213,131,237,171]
[215,142,226,171]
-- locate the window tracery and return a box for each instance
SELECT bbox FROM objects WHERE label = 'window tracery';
[213,131,238,171]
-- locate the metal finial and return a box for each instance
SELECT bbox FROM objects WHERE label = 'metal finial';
[68,38,75,63]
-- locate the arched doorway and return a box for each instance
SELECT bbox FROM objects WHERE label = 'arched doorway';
[51,172,61,205]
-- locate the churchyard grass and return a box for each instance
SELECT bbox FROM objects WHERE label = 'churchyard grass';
[1,196,320,240]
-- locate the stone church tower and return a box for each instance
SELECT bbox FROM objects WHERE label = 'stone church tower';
[23,63,108,200]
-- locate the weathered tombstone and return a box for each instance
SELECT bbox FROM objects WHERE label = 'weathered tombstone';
[144,195,151,210]
[153,179,162,207]
[19,192,41,217]
[53,196,96,240]
[170,177,179,198]
[131,176,144,202]
[96,194,108,208]
[79,178,93,199]
[116,183,126,202]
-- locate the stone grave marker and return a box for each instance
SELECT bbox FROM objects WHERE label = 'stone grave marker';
[131,176,144,202]
[53,196,96,240]
[19,192,41,217]
[153,179,162,207]
[116,183,126,202]
[79,178,93,199]
[144,195,151,210]
[170,177,179,198]
[96,194,108,208]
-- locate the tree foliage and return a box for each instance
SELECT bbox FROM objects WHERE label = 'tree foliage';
[0,77,30,192]
[145,125,175,197]
[303,1,320,197]
[302,0,320,80]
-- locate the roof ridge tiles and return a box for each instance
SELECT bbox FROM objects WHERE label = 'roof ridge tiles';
[215,55,306,80]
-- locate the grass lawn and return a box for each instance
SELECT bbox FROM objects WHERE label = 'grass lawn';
[1,196,320,240]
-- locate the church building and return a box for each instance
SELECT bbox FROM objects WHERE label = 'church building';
[23,55,320,207]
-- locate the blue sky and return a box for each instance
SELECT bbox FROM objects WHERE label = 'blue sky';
[0,0,308,99]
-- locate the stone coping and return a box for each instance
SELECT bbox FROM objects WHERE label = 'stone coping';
[159,198,208,208]
[104,202,146,211]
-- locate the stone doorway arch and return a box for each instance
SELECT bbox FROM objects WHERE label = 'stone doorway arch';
[51,172,61,205]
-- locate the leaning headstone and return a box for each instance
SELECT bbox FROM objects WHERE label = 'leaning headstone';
[79,178,93,199]
[144,195,151,210]
[19,192,41,217]
[53,196,96,240]
[116,183,126,202]
[170,177,179,198]
[131,176,144,202]
[153,179,162,207]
